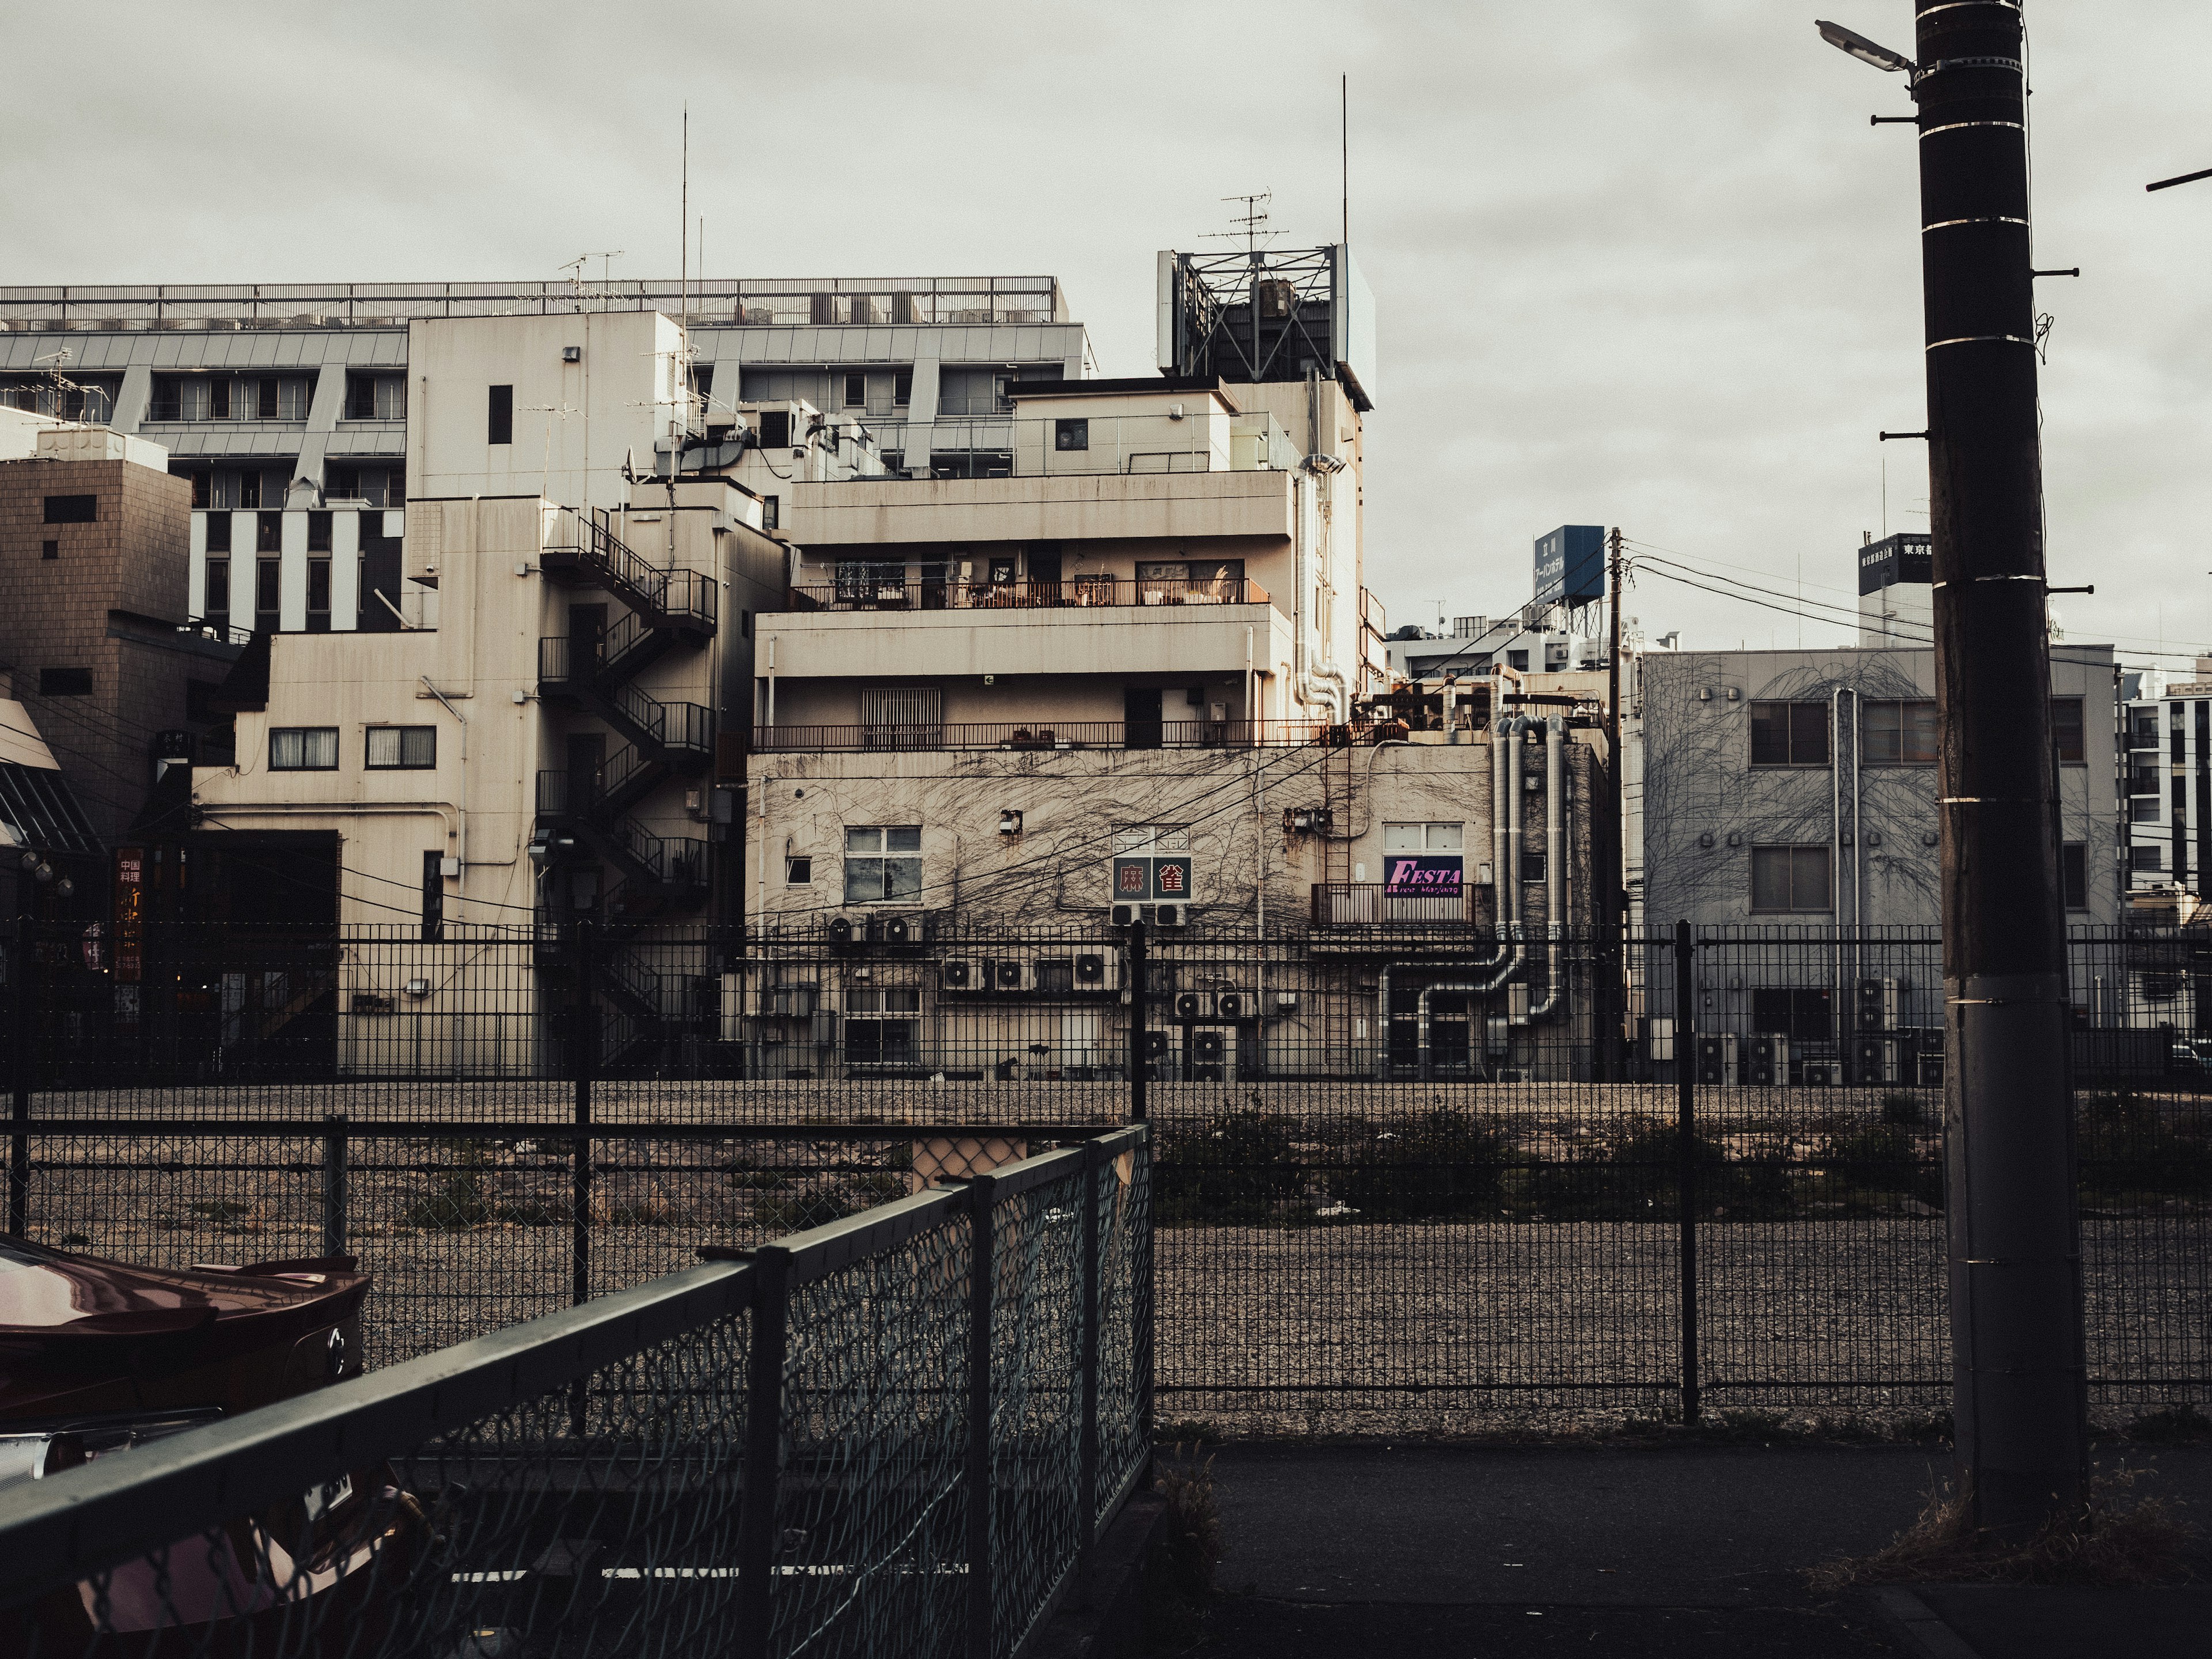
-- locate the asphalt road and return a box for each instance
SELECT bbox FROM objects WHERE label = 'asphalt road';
[1185,1443,2212,1658]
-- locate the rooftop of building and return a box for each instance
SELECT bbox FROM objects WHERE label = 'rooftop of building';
[0,275,1072,330]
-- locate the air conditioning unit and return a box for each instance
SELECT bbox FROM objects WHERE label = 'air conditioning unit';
[1215,989,1252,1022]
[1143,1031,1171,1059]
[1174,990,1216,1021]
[881,914,921,945]
[1748,1033,1790,1086]
[940,957,983,992]
[1111,903,1143,928]
[1074,951,1120,991]
[1916,1047,1946,1088]
[826,914,861,946]
[1695,1033,1738,1085]
[1803,1059,1846,1086]
[1153,903,1189,929]
[989,957,1033,993]
[1857,976,1903,1033]
[1191,1029,1228,1063]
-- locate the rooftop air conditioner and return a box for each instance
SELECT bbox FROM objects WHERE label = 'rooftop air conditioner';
[1111,903,1143,928]
[1153,903,1189,929]
[1175,991,1217,1021]
[881,914,921,945]
[940,957,982,992]
[1215,989,1252,1022]
[990,957,1033,993]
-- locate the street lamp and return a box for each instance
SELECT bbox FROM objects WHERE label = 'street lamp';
[1815,20,1915,75]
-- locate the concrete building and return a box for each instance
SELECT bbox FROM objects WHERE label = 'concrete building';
[0,412,240,859]
[1857,532,1932,646]
[1633,643,2123,1080]
[2120,661,2212,900]
[183,310,785,1073]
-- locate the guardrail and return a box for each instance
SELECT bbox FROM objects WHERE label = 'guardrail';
[0,1124,1152,1659]
[751,719,1344,755]
[781,574,1272,613]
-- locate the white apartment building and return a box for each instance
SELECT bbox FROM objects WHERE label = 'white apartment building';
[186,310,785,1073]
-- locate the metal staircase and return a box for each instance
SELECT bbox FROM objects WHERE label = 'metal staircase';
[534,508,718,1072]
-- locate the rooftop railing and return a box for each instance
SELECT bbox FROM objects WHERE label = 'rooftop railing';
[752,719,1349,754]
[842,410,1299,480]
[779,574,1272,614]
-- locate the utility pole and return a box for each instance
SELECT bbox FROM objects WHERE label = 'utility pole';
[1913,2,2086,1535]
[1605,527,1626,1081]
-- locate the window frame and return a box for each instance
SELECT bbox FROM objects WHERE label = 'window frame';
[269,727,340,771]
[365,725,437,770]
[488,384,514,446]
[37,666,93,698]
[1749,700,1832,768]
[2051,696,2086,765]
[843,372,866,409]
[1862,698,1937,766]
[1381,821,1465,853]
[1750,843,1835,914]
[2062,842,2089,911]
[1054,418,1090,452]
[42,494,96,525]
[843,824,923,905]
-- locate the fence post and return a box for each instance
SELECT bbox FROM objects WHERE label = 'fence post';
[736,1245,789,1659]
[1126,922,1147,1123]
[320,1113,349,1259]
[1077,1139,1103,1586]
[8,919,28,1239]
[1138,1125,1154,1469]
[572,919,594,1310]
[965,1173,998,1659]
[1673,921,1700,1427]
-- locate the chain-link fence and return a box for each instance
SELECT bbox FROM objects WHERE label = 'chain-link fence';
[6,919,2210,1433]
[0,1126,1152,1659]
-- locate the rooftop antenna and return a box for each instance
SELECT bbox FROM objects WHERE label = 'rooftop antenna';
[560,252,623,312]
[1209,191,1275,260]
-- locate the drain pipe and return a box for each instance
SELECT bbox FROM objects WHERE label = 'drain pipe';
[1525,716,1569,1022]
[1412,716,1532,1079]
[1379,713,1516,1080]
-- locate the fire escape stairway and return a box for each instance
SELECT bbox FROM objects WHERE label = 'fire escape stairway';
[594,941,666,1073]
[535,513,718,918]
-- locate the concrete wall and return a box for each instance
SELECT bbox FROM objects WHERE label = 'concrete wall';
[1639,646,2121,930]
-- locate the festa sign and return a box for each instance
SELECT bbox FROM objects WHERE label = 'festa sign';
[1383,855,1463,898]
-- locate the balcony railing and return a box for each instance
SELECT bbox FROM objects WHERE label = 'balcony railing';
[780,574,1272,614]
[753,719,1357,754]
[1312,882,1483,927]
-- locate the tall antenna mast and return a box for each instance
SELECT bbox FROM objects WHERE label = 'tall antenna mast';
[680,105,690,336]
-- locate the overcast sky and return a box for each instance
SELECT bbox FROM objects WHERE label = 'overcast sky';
[4,1,2208,665]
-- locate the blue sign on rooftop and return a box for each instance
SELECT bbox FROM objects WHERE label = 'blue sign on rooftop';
[1533,526,1606,608]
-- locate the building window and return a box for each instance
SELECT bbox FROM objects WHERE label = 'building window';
[40,540,56,560]
[308,511,332,552]
[1507,650,1529,671]
[893,369,912,407]
[365,726,437,769]
[344,374,407,421]
[270,728,339,770]
[488,384,513,445]
[1752,987,1833,1044]
[1751,844,1833,913]
[844,824,922,904]
[846,987,921,1065]
[786,856,813,884]
[843,372,866,408]
[253,377,276,419]
[209,378,232,421]
[2052,696,2085,764]
[205,559,230,617]
[1382,822,1464,851]
[306,558,331,627]
[759,409,791,448]
[205,512,232,554]
[257,510,282,553]
[1054,418,1089,452]
[2134,844,2165,873]
[762,495,779,531]
[2132,796,2161,823]
[422,850,445,942]
[1863,699,1937,764]
[1749,700,1831,767]
[37,667,92,697]
[2062,842,2089,911]
[256,558,281,619]
[42,494,96,524]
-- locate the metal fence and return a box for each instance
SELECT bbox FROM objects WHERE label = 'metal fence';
[0,1125,1152,1659]
[7,919,2211,1433]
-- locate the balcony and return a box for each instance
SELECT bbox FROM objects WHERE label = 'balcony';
[783,574,1270,614]
[1311,883,1483,927]
[752,719,1356,755]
